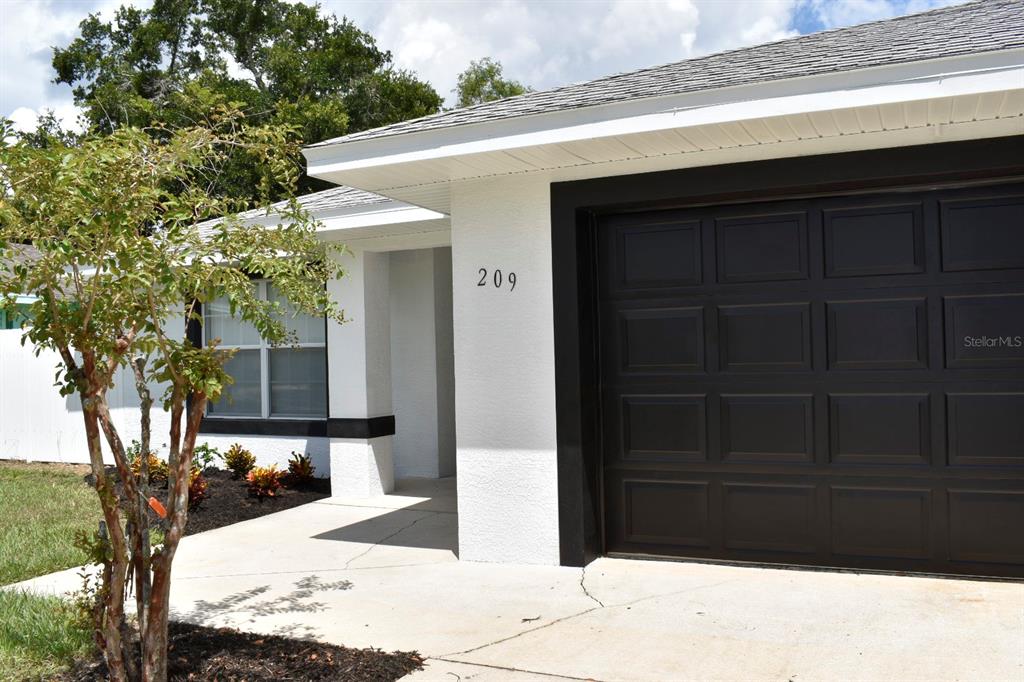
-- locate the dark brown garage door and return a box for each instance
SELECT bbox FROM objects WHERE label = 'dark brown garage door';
[598,182,1024,578]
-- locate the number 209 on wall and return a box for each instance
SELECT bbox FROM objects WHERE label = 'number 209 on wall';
[477,268,517,291]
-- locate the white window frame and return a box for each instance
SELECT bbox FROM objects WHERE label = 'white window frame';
[202,279,327,420]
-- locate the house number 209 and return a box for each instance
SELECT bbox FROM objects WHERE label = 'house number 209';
[477,268,517,291]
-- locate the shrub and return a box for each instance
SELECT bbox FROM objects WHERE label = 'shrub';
[191,443,219,472]
[223,444,256,479]
[128,447,168,485]
[286,451,315,485]
[246,465,282,498]
[187,469,208,510]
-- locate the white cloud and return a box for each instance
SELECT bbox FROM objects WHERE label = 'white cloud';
[2,0,966,127]
[0,0,143,131]
[332,0,801,103]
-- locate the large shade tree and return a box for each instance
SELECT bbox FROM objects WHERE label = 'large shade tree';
[51,0,442,198]
[453,57,531,108]
[0,107,346,681]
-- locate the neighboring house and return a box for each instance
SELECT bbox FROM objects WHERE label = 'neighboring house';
[4,0,1023,579]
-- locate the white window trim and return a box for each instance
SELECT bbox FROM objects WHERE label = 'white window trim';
[202,279,327,420]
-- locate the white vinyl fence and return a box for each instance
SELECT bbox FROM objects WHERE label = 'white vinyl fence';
[0,329,170,464]
[0,329,329,471]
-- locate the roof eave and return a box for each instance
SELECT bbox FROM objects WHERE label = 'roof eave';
[305,47,1024,181]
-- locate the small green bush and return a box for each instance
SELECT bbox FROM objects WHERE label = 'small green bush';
[223,444,256,479]
[191,443,219,472]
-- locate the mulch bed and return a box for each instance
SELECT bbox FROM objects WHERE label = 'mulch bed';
[88,466,331,536]
[61,621,424,681]
[182,468,330,535]
[64,471,420,680]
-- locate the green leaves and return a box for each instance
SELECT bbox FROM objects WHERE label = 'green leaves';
[0,104,345,409]
[49,0,443,201]
[454,57,531,108]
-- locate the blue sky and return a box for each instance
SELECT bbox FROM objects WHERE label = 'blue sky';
[1,0,965,132]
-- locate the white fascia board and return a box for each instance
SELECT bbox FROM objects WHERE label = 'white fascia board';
[304,48,1024,180]
[242,203,447,231]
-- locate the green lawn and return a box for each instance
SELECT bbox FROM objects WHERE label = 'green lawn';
[0,461,100,680]
[0,589,94,681]
[0,461,101,586]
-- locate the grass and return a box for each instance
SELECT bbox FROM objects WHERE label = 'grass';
[0,589,94,681]
[0,462,100,679]
[0,461,100,586]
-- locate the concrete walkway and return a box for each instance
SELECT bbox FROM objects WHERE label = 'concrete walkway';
[14,478,1024,681]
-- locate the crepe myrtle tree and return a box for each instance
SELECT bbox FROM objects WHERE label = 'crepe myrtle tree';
[0,108,345,682]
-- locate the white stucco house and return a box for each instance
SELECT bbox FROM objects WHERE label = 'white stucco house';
[4,0,1023,579]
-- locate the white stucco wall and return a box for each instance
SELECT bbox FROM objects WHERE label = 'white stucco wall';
[389,247,456,479]
[390,249,440,478]
[450,174,560,565]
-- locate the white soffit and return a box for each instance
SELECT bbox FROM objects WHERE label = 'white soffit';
[305,50,1024,213]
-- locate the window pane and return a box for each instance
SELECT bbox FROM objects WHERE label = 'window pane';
[268,285,325,344]
[208,350,262,416]
[204,295,260,347]
[269,348,326,417]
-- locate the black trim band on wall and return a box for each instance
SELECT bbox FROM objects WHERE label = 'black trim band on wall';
[550,135,1024,569]
[199,415,396,438]
[327,415,395,439]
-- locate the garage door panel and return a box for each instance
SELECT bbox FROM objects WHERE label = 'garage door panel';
[829,394,931,465]
[723,483,817,554]
[716,212,809,283]
[618,479,711,547]
[824,203,925,278]
[827,298,928,370]
[947,393,1024,467]
[719,303,811,372]
[831,486,932,559]
[940,195,1024,272]
[619,394,707,463]
[721,394,815,464]
[944,294,1024,369]
[597,181,1024,577]
[948,489,1024,564]
[618,307,705,373]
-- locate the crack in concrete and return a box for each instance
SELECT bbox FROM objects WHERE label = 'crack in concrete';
[438,606,601,657]
[342,511,436,570]
[429,656,606,681]
[439,576,744,661]
[579,565,605,607]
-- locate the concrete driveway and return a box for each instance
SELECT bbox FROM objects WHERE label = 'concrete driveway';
[16,478,1024,681]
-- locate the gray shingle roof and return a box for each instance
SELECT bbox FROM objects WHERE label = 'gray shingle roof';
[197,185,390,236]
[243,185,390,216]
[309,0,1024,148]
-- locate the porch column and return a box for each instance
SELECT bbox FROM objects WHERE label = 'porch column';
[326,248,395,497]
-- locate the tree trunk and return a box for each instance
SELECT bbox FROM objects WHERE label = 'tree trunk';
[81,394,135,682]
[142,390,206,682]
[130,357,154,657]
